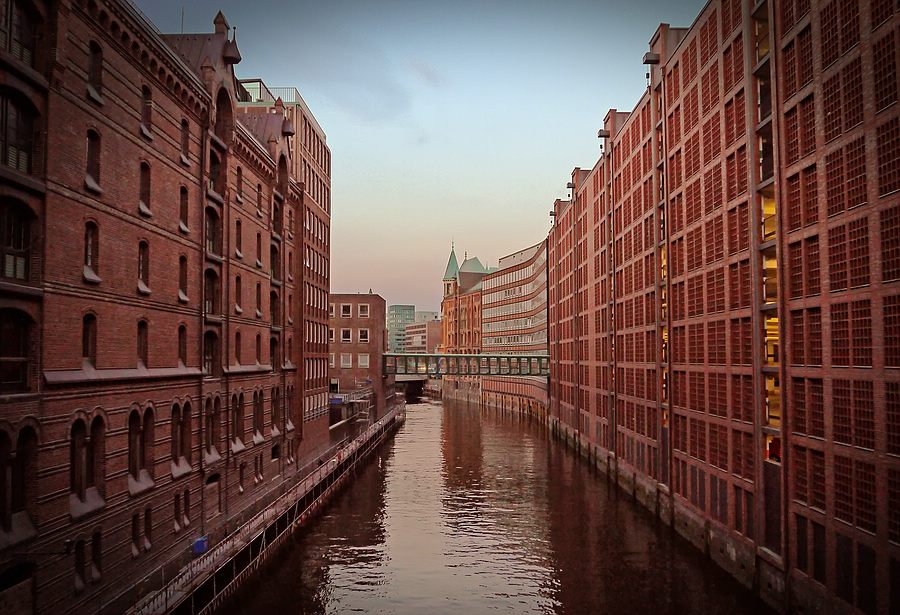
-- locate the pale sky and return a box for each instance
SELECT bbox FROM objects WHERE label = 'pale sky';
[136,0,703,311]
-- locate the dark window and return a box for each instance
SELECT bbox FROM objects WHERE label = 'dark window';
[180,119,189,159]
[204,269,219,314]
[140,86,152,133]
[208,152,221,194]
[257,183,263,212]
[86,130,100,185]
[203,331,219,376]
[70,418,103,503]
[235,275,242,309]
[271,290,279,324]
[235,330,241,364]
[90,530,102,580]
[270,245,280,280]
[128,409,154,481]
[137,320,148,366]
[139,162,150,214]
[1,200,31,281]
[0,308,30,392]
[236,166,243,199]
[0,92,34,174]
[179,187,188,230]
[82,314,96,366]
[232,393,244,443]
[84,221,98,277]
[177,325,187,366]
[205,207,221,255]
[88,41,102,94]
[178,256,187,298]
[255,333,261,363]
[0,0,39,67]
[235,219,242,253]
[138,241,149,289]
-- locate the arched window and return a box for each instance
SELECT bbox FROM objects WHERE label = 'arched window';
[272,386,281,429]
[256,232,262,263]
[137,241,149,291]
[142,408,154,478]
[235,219,242,254]
[270,245,280,280]
[0,308,30,392]
[170,403,182,462]
[232,393,244,444]
[0,432,10,531]
[208,151,222,194]
[235,330,241,364]
[70,417,103,508]
[256,183,263,212]
[236,167,243,199]
[205,207,221,255]
[255,333,261,363]
[204,397,221,455]
[127,411,142,479]
[181,402,192,464]
[203,269,219,314]
[214,88,232,143]
[139,162,151,215]
[270,290,280,324]
[137,320,148,366]
[253,391,263,437]
[270,337,278,372]
[1,199,31,281]
[179,187,189,231]
[83,221,99,280]
[177,325,187,365]
[82,313,96,366]
[203,331,219,376]
[140,86,152,133]
[128,407,154,488]
[1,1,39,67]
[85,130,101,187]
[255,282,262,316]
[0,92,34,173]
[88,41,103,95]
[11,426,36,525]
[234,275,242,311]
[180,119,189,160]
[178,256,188,300]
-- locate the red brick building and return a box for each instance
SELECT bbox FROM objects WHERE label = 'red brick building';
[440,247,488,401]
[328,292,394,419]
[403,319,441,354]
[481,240,549,418]
[0,3,331,613]
[547,1,900,613]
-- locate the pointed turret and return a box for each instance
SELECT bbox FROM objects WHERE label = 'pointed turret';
[442,245,459,281]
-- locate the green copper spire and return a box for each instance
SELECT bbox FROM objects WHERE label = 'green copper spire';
[442,244,459,280]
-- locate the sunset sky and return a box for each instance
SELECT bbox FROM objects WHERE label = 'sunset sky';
[137,0,703,311]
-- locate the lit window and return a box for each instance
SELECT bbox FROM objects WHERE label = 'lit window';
[340,353,352,368]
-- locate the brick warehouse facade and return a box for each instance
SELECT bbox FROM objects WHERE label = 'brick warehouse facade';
[0,2,331,614]
[481,240,549,419]
[440,247,488,402]
[547,1,900,613]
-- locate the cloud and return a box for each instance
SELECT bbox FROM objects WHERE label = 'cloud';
[409,59,444,87]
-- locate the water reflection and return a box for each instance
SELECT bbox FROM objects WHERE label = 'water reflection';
[229,401,770,614]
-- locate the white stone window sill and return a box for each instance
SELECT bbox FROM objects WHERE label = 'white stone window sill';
[178,290,189,304]
[138,201,153,217]
[83,265,101,284]
[138,280,151,295]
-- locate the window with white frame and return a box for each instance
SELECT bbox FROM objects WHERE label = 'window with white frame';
[358,353,369,368]
[358,304,369,318]
[329,353,335,368]
[329,303,334,318]
[359,329,369,343]
[340,328,351,343]
[329,328,335,342]
[340,353,352,368]
[340,304,351,318]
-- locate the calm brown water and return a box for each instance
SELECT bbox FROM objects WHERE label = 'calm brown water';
[229,400,770,614]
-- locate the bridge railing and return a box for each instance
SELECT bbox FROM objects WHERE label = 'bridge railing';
[383,353,550,377]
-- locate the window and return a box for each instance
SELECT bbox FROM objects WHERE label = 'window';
[82,221,99,282]
[82,314,96,366]
[233,393,244,444]
[256,282,262,318]
[270,290,279,323]
[137,320,148,366]
[341,328,351,343]
[88,41,102,97]
[204,397,221,455]
[127,407,154,489]
[235,330,242,364]
[85,130,100,189]
[341,304,352,317]
[0,92,34,174]
[90,531,102,582]
[0,309,30,393]
[358,353,370,368]
[270,337,278,372]
[340,353,352,368]
[137,241,149,293]
[329,353,335,368]
[203,331,219,376]
[205,207,221,256]
[359,329,369,343]
[255,333,261,363]
[1,200,31,281]
[236,167,243,200]
[178,325,187,366]
[180,119,189,161]
[0,426,37,534]
[178,256,188,302]
[256,232,262,266]
[235,275,242,311]
[235,219,242,256]
[1,0,39,67]
[358,304,369,318]
[253,390,264,437]
[140,86,152,135]
[329,328,335,342]
[204,269,219,314]
[179,187,189,232]
[69,417,104,512]
[257,183,263,213]
[137,162,151,216]
[329,303,335,318]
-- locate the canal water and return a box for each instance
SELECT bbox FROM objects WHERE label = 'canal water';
[230,400,771,614]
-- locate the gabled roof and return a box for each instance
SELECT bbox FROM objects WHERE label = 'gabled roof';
[459,256,487,274]
[442,247,459,281]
